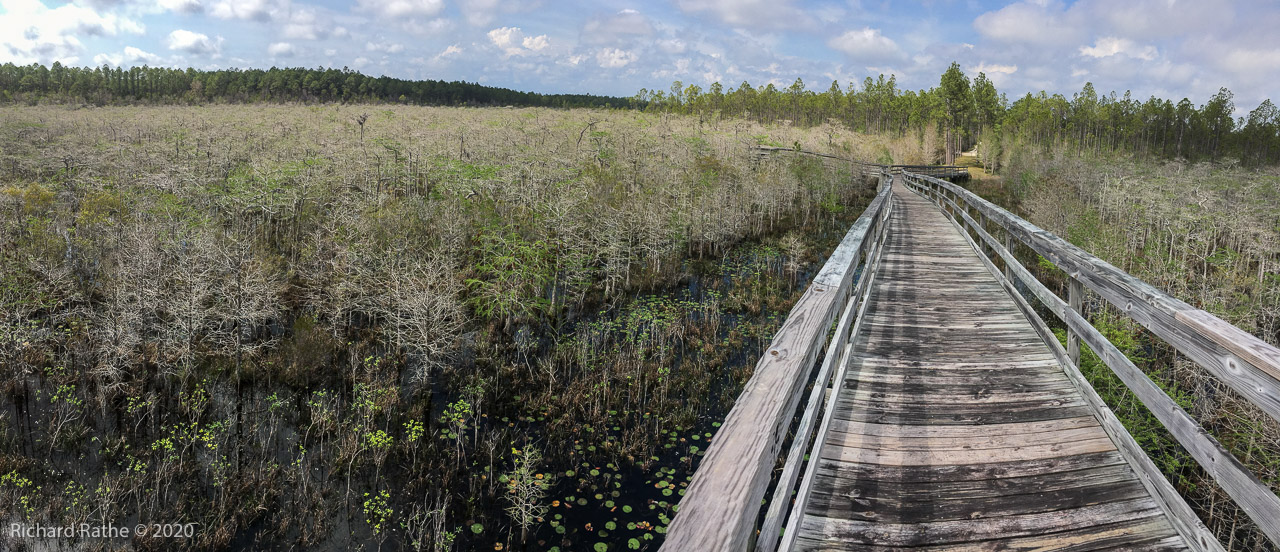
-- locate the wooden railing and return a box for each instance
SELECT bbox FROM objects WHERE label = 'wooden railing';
[753,145,969,181]
[902,171,1280,548]
[659,176,895,552]
[892,164,968,179]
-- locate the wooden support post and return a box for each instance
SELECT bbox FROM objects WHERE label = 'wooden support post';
[1068,277,1083,366]
[1004,232,1015,282]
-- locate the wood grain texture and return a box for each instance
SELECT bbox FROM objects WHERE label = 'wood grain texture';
[661,183,893,552]
[914,174,1280,425]
[905,176,1223,551]
[786,180,1191,551]
[1177,309,1280,381]
[907,172,1277,548]
[758,188,893,552]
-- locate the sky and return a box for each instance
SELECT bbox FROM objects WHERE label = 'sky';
[1,0,1278,113]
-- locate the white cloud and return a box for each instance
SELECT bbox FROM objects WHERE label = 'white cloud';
[92,52,120,66]
[969,62,1018,75]
[487,26,549,57]
[434,44,462,60]
[1076,0,1234,40]
[676,0,812,30]
[973,1,1080,46]
[281,6,334,40]
[267,42,295,56]
[968,62,1018,85]
[124,46,160,64]
[209,0,277,21]
[165,29,222,55]
[581,9,654,45]
[0,0,142,64]
[522,35,548,51]
[458,0,499,26]
[159,0,203,14]
[597,47,637,68]
[828,28,905,62]
[357,0,444,18]
[400,17,452,36]
[1080,37,1157,61]
[657,38,686,55]
[1221,47,1280,75]
[366,41,406,54]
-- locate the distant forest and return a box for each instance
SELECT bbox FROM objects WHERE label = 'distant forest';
[639,64,1280,168]
[4,61,1278,167]
[0,62,635,109]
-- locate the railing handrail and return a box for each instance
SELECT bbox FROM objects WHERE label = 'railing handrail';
[752,146,969,178]
[660,177,894,552]
[902,171,1280,547]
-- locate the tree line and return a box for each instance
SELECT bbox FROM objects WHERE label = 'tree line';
[638,63,1280,168]
[0,62,636,108]
[5,61,1278,167]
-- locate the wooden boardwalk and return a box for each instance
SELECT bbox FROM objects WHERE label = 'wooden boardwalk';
[791,184,1190,550]
[664,168,1280,552]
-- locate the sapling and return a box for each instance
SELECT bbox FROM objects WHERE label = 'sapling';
[502,445,550,544]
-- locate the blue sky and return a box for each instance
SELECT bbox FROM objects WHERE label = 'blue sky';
[2,0,1277,113]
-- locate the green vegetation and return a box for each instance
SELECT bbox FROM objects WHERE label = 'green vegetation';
[1007,149,1280,550]
[0,104,878,550]
[0,62,635,108]
[639,65,1280,169]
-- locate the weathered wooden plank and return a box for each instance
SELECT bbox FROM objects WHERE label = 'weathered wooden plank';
[793,517,1182,551]
[798,498,1166,547]
[758,195,892,552]
[819,436,1116,466]
[839,386,1082,406]
[809,462,1139,503]
[661,184,893,552]
[827,424,1109,451]
[828,417,1100,439]
[843,375,1075,393]
[807,474,1152,524]
[917,174,1277,546]
[844,356,1062,370]
[915,174,1280,425]
[836,393,1087,412]
[773,190,902,551]
[811,451,1131,484]
[903,174,1228,551]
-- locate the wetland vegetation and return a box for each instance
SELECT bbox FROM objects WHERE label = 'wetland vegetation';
[0,104,896,551]
[1,60,1279,551]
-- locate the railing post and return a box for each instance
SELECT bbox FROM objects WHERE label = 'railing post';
[1068,277,1083,366]
[1003,232,1014,282]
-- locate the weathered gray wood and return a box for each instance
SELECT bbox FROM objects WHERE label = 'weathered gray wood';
[776,214,889,551]
[799,498,1166,547]
[1004,232,1015,282]
[929,186,1221,551]
[913,173,1280,425]
[757,188,892,552]
[1177,309,1280,381]
[662,183,892,552]
[903,173,1247,550]
[815,186,892,288]
[789,181,1190,551]
[1068,277,1083,366]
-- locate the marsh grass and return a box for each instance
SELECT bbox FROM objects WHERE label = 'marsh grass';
[0,104,878,550]
[1011,149,1280,550]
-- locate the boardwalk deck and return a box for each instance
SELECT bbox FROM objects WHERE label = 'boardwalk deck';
[790,183,1192,550]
